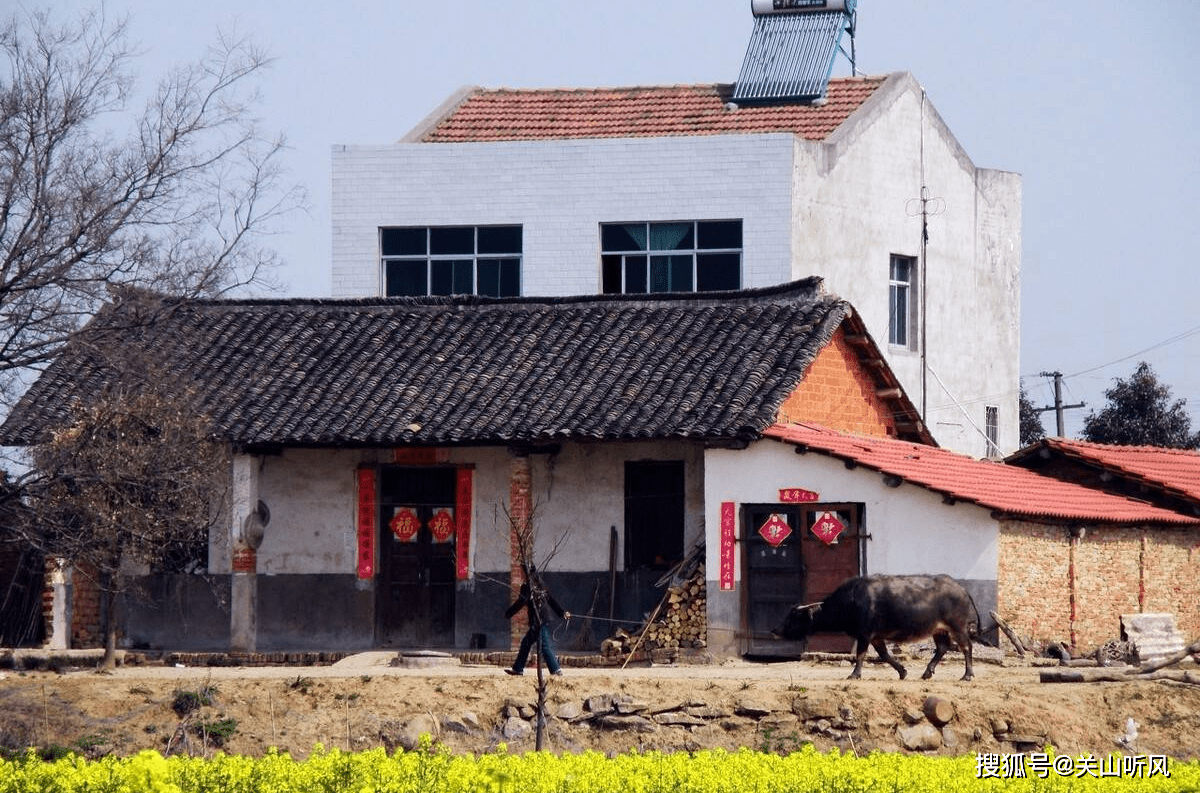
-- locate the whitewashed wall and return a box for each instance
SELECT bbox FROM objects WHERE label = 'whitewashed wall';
[792,74,1022,456]
[332,135,796,298]
[238,441,705,578]
[704,437,999,654]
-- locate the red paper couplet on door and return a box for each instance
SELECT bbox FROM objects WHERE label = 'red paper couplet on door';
[389,507,420,542]
[428,508,455,543]
[455,468,472,579]
[356,469,376,579]
[757,513,792,547]
[720,502,735,591]
[810,511,846,545]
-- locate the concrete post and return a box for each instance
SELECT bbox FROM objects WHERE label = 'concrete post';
[229,454,259,653]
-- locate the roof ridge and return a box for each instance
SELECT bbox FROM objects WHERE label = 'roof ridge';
[467,74,890,95]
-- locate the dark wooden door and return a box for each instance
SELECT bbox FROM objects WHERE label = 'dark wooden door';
[743,503,862,656]
[376,467,457,647]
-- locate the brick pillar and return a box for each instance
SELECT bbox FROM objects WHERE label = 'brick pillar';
[509,452,532,650]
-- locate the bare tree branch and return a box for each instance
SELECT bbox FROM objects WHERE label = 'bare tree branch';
[0,6,305,407]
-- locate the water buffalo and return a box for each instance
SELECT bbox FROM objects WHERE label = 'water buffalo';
[772,574,977,681]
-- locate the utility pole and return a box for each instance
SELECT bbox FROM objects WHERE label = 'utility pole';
[1035,371,1086,437]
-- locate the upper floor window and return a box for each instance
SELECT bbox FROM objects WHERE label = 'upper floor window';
[985,405,1000,458]
[601,220,742,294]
[888,254,916,348]
[381,225,521,297]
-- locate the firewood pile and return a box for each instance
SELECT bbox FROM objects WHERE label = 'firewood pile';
[601,548,707,661]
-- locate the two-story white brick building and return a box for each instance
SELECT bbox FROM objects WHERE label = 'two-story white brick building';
[331,71,1021,457]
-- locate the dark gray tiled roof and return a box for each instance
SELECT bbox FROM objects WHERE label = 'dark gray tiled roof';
[1,279,847,448]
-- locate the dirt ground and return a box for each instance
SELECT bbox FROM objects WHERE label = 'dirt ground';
[2,649,1198,762]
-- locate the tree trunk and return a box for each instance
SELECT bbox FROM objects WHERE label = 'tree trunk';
[101,571,118,671]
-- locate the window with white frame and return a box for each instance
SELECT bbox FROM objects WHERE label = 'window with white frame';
[888,254,917,348]
[381,226,521,297]
[601,220,742,294]
[985,405,999,457]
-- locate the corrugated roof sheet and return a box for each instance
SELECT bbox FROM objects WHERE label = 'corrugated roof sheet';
[1,281,847,449]
[1015,438,1200,505]
[419,76,887,143]
[764,423,1200,526]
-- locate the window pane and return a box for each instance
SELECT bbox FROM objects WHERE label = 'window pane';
[498,258,519,297]
[430,227,474,255]
[431,259,473,295]
[478,258,520,297]
[381,228,426,256]
[386,260,428,296]
[601,255,623,294]
[650,255,670,292]
[890,255,911,283]
[670,255,693,291]
[696,252,741,291]
[453,259,473,294]
[477,225,522,254]
[889,284,908,345]
[624,255,647,293]
[697,220,742,250]
[649,222,693,251]
[602,223,647,252]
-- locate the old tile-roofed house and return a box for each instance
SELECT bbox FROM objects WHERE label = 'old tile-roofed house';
[5,280,945,657]
[735,424,1200,653]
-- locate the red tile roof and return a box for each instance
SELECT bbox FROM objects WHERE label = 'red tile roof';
[763,423,1200,526]
[1019,438,1200,505]
[419,76,888,143]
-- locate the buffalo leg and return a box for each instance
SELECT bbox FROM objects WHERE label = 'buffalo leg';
[955,627,975,681]
[848,637,869,679]
[872,639,908,679]
[921,633,952,679]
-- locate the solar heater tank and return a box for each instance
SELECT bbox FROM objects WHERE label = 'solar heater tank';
[750,0,853,15]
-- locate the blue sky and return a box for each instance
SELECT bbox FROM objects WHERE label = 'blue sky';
[47,0,1200,440]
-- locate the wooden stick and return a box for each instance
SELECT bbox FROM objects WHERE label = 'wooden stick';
[622,596,667,670]
[990,610,1027,657]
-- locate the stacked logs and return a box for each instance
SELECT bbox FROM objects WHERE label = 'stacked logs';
[600,560,707,660]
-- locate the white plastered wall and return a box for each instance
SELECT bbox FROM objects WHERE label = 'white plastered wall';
[791,74,1022,456]
[331,135,796,298]
[237,441,705,577]
[704,438,998,591]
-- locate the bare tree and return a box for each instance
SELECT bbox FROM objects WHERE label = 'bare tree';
[21,331,229,668]
[0,5,304,407]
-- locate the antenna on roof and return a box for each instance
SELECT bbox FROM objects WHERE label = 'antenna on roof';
[733,0,858,105]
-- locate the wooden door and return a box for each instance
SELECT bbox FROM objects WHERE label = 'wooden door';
[376,467,457,647]
[742,503,863,656]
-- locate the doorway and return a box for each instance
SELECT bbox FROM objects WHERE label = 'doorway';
[376,466,457,647]
[742,503,863,656]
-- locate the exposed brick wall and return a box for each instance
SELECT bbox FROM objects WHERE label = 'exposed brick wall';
[775,325,895,436]
[508,454,532,650]
[998,521,1200,652]
[70,561,104,649]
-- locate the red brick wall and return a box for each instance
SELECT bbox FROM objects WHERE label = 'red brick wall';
[70,561,104,648]
[508,454,532,649]
[775,326,895,436]
[998,521,1200,652]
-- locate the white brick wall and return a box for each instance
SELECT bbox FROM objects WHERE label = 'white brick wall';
[331,135,796,298]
